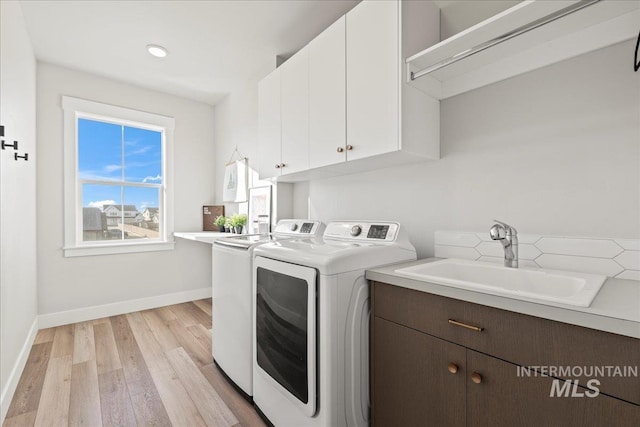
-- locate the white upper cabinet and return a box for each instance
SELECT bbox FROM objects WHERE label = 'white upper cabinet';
[346,0,399,161]
[309,16,346,169]
[280,46,310,175]
[258,69,281,180]
[257,0,440,182]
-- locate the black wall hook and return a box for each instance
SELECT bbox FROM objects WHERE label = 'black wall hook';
[2,140,18,150]
[635,30,640,72]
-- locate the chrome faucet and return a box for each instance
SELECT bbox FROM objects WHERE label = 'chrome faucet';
[489,220,518,268]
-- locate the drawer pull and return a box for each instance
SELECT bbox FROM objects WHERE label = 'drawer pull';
[448,363,458,374]
[471,372,483,384]
[448,319,484,332]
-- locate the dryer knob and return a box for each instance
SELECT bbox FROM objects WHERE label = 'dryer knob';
[351,225,362,237]
[289,223,298,231]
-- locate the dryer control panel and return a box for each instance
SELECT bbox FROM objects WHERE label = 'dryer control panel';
[273,219,324,236]
[324,221,400,242]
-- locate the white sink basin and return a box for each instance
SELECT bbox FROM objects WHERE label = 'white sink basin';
[394,259,607,307]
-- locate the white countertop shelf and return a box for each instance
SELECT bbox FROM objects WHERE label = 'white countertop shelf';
[366,258,640,339]
[407,0,639,99]
[173,231,238,245]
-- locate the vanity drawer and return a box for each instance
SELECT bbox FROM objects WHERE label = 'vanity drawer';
[372,281,640,405]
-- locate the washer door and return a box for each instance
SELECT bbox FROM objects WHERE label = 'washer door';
[254,256,317,416]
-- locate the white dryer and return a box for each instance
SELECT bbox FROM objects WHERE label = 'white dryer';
[211,219,324,398]
[252,221,417,426]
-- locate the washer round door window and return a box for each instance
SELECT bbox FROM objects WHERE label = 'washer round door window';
[254,256,317,416]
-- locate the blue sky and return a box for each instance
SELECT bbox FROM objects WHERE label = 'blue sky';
[79,118,162,212]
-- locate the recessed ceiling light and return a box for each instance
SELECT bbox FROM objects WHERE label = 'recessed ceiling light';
[146,44,168,58]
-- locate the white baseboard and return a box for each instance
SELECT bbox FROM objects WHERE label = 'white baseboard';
[1,317,38,424]
[38,287,212,329]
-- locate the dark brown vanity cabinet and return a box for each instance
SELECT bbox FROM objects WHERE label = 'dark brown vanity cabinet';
[371,282,640,427]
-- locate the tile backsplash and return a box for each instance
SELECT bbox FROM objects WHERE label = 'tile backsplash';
[434,231,640,281]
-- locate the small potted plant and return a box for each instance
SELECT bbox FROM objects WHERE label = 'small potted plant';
[224,217,233,233]
[229,213,248,234]
[214,215,226,232]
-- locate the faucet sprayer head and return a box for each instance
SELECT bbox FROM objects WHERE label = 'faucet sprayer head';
[490,224,506,240]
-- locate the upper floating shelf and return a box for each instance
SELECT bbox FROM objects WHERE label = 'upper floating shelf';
[406,0,640,100]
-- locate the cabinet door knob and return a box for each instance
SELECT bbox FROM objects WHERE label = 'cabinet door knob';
[346,144,353,151]
[471,372,482,384]
[280,163,285,168]
[275,164,281,169]
[337,147,344,153]
[448,363,458,374]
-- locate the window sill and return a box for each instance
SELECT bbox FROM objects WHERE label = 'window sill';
[63,241,175,257]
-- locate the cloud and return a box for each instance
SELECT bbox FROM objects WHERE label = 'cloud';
[127,146,153,156]
[87,199,116,208]
[142,175,162,183]
[103,164,122,173]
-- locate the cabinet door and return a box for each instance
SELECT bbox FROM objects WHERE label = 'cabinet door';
[280,46,309,175]
[309,16,346,169]
[258,69,282,179]
[467,350,640,427]
[373,317,465,427]
[346,0,399,161]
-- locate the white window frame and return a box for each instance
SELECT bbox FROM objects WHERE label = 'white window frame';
[62,96,175,257]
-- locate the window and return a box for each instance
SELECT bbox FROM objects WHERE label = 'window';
[63,96,174,257]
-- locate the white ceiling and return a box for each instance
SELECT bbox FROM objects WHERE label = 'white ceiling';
[20,0,359,105]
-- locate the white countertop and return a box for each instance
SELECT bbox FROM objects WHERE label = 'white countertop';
[173,231,238,244]
[366,258,640,339]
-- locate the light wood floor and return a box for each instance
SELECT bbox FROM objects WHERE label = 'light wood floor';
[3,299,265,427]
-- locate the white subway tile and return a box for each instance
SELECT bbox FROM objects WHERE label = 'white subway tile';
[475,232,540,244]
[614,239,640,251]
[434,245,480,260]
[476,242,504,257]
[435,231,480,247]
[476,242,541,260]
[615,270,640,281]
[535,237,623,258]
[535,254,624,277]
[614,251,640,270]
[517,234,543,245]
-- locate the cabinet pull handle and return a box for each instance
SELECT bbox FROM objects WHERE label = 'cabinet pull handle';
[471,372,483,384]
[448,319,483,332]
[275,164,281,169]
[337,147,344,153]
[346,144,353,151]
[448,363,458,374]
[280,163,285,168]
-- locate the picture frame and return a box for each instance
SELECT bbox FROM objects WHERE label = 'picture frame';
[247,186,272,235]
[222,158,248,202]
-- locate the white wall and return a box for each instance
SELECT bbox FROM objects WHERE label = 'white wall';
[295,40,639,257]
[37,63,217,319]
[0,1,38,421]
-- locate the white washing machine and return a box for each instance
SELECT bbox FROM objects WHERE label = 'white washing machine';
[211,219,324,398]
[252,221,417,426]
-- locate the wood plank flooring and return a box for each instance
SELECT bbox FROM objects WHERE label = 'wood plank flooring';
[3,299,265,427]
